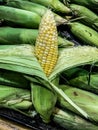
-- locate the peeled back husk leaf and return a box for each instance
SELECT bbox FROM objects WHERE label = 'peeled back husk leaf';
[49,46,98,79]
[0,44,48,81]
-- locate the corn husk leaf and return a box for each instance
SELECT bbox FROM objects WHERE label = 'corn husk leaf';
[0,85,32,110]
[53,107,98,130]
[0,45,48,81]
[49,46,98,79]
[58,84,98,122]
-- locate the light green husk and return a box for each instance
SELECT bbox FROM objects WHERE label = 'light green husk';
[49,46,98,79]
[28,0,71,13]
[53,107,98,130]
[69,22,98,47]
[0,5,41,28]
[0,85,32,110]
[58,84,98,122]
[0,27,74,47]
[0,44,48,81]
[6,0,67,26]
[68,70,98,94]
[31,79,57,123]
[70,4,98,31]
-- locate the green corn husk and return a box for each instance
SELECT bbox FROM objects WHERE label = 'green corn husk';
[0,27,74,47]
[58,84,98,122]
[69,22,98,47]
[0,6,41,28]
[27,0,71,14]
[49,46,98,79]
[53,107,98,130]
[6,0,67,26]
[61,67,88,80]
[68,71,98,94]
[0,85,32,110]
[0,69,30,89]
[70,4,98,31]
[69,0,98,10]
[0,44,48,81]
[31,77,58,123]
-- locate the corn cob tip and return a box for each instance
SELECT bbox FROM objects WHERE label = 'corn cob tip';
[35,10,58,77]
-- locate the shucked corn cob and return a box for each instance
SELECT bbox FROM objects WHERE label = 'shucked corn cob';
[35,10,58,77]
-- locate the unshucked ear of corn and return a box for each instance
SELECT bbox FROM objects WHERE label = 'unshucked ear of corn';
[68,70,98,95]
[31,82,57,123]
[33,9,88,122]
[6,0,67,26]
[70,4,98,31]
[0,6,41,28]
[0,27,74,47]
[69,0,98,10]
[28,0,71,14]
[58,84,98,122]
[69,22,98,47]
[53,108,98,130]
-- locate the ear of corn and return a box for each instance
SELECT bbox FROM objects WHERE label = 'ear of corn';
[69,22,98,47]
[0,6,41,28]
[6,0,67,26]
[31,9,58,123]
[31,82,57,123]
[69,0,98,10]
[68,71,98,95]
[70,4,98,31]
[53,107,98,130]
[0,85,32,110]
[29,0,71,13]
[0,27,74,47]
[58,84,98,122]
[35,10,58,77]
[0,27,38,45]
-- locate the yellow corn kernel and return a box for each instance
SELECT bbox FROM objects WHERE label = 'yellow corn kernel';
[35,10,58,76]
